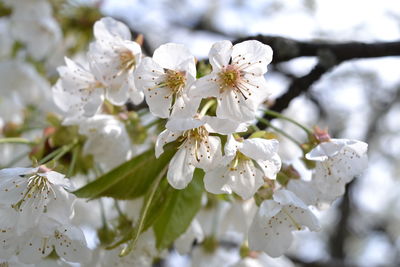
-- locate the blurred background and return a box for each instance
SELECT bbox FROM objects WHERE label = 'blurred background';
[1,0,400,266]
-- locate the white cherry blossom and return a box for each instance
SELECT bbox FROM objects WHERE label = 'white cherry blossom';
[0,167,75,235]
[156,116,247,189]
[190,40,273,122]
[174,219,204,255]
[7,0,61,60]
[17,224,91,264]
[55,57,105,117]
[305,138,368,204]
[88,17,144,105]
[78,115,133,170]
[134,43,199,118]
[248,189,320,257]
[204,135,281,200]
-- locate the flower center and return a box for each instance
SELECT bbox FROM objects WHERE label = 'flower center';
[218,65,240,91]
[165,69,186,95]
[180,126,210,162]
[12,174,55,213]
[119,50,136,71]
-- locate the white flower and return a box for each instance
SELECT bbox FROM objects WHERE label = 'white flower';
[17,224,91,264]
[88,17,143,105]
[55,57,105,117]
[0,167,90,263]
[305,138,368,203]
[0,167,75,235]
[78,115,133,170]
[134,43,199,118]
[190,40,272,122]
[204,135,281,200]
[248,189,320,257]
[0,60,51,114]
[156,116,247,189]
[9,0,61,60]
[175,219,204,255]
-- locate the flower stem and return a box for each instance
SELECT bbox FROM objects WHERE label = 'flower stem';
[200,99,216,116]
[66,146,79,177]
[257,117,303,147]
[0,137,36,145]
[120,165,168,256]
[262,109,313,136]
[37,140,78,166]
[144,118,161,129]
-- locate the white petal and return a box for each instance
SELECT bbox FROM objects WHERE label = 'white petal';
[231,40,273,75]
[94,17,131,41]
[193,136,222,171]
[135,57,172,118]
[209,40,233,70]
[190,73,220,99]
[229,161,264,200]
[224,134,242,157]
[155,129,180,158]
[248,208,293,258]
[170,94,201,119]
[272,189,308,210]
[105,84,129,106]
[0,228,18,259]
[167,146,196,189]
[18,232,52,263]
[203,166,232,195]
[240,138,279,161]
[153,43,195,76]
[256,154,282,179]
[175,219,204,255]
[286,179,318,206]
[53,225,91,263]
[217,90,256,122]
[165,117,204,132]
[203,116,248,135]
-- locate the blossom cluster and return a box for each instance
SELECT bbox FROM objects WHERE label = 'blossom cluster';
[0,167,90,264]
[0,13,369,266]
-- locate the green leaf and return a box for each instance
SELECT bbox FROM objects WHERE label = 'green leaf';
[108,168,204,252]
[153,168,204,250]
[73,145,176,200]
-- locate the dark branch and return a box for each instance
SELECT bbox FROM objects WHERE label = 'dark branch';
[233,35,400,63]
[257,60,337,128]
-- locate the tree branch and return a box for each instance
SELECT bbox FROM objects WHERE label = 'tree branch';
[233,35,400,63]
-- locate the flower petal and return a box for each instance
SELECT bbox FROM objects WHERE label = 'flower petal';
[240,138,279,161]
[203,166,232,195]
[94,17,131,41]
[203,116,248,135]
[167,146,196,189]
[209,40,233,70]
[155,129,180,158]
[231,40,273,75]
[153,43,195,75]
[190,73,220,99]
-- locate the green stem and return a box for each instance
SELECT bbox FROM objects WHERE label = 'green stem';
[0,137,36,145]
[66,146,79,177]
[200,99,216,116]
[144,118,161,129]
[114,201,124,217]
[37,140,78,165]
[120,165,168,256]
[262,109,313,135]
[257,117,303,147]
